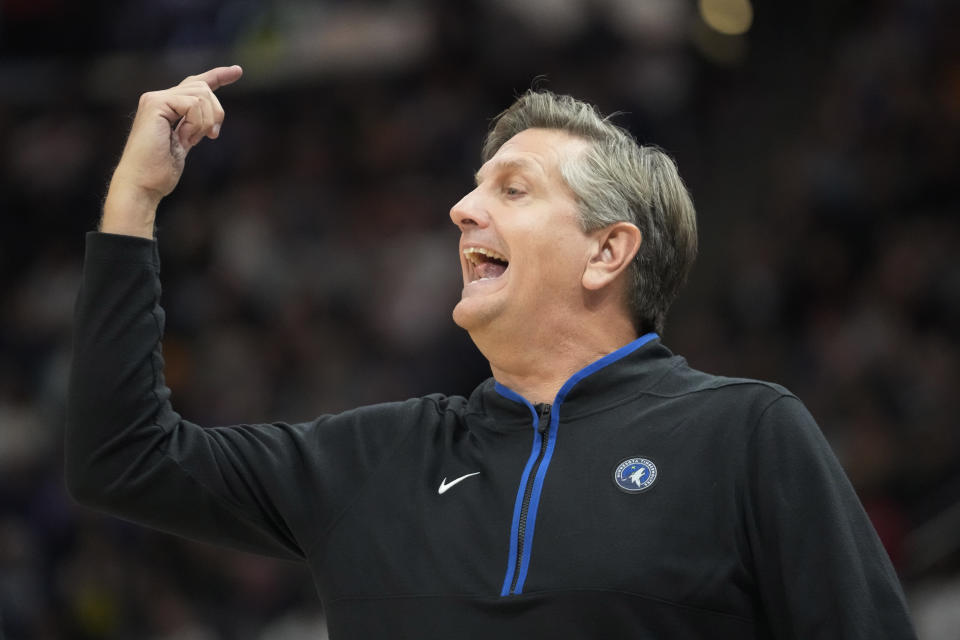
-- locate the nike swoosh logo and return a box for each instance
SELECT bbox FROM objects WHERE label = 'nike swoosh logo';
[438,472,481,495]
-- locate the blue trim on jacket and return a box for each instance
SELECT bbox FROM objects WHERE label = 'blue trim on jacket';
[495,332,659,595]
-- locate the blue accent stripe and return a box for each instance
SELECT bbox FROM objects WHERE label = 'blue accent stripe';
[554,332,659,404]
[495,332,659,596]
[494,382,540,596]
[511,405,558,593]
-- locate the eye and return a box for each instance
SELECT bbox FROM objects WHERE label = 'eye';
[504,185,526,198]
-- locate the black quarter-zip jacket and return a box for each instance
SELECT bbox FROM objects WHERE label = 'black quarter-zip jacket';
[66,233,916,639]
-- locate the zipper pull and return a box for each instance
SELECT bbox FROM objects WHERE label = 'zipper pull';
[536,404,551,434]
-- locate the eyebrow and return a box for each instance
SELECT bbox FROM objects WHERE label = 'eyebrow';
[474,157,544,186]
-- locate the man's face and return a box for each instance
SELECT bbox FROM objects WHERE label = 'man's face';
[450,128,593,336]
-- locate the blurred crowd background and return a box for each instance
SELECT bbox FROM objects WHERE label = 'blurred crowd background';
[1,0,959,638]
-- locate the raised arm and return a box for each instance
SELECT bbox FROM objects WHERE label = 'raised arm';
[66,69,427,561]
[101,65,242,238]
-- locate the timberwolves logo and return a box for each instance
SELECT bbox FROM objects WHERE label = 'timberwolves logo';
[614,457,658,493]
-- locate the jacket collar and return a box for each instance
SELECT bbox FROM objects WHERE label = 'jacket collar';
[467,334,680,431]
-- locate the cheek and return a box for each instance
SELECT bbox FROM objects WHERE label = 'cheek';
[549,224,591,270]
[508,209,587,291]
[521,238,586,291]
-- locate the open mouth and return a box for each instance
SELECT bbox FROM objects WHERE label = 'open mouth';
[463,246,509,282]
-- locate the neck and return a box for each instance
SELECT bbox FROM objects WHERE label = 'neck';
[475,313,639,405]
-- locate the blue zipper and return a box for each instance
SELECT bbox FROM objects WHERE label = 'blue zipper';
[495,332,658,595]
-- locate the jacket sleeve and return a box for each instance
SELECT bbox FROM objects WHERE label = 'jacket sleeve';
[65,232,430,560]
[743,394,917,638]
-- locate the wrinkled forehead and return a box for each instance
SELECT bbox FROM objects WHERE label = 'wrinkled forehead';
[475,128,590,184]
[474,156,545,186]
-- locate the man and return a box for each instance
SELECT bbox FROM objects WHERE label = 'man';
[66,66,916,638]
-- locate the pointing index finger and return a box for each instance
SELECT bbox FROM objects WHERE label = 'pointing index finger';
[191,65,243,91]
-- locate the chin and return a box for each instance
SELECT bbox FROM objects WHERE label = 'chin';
[452,296,499,333]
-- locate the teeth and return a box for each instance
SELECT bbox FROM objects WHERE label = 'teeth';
[463,246,508,264]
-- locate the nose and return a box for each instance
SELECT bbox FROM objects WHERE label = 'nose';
[449,187,488,230]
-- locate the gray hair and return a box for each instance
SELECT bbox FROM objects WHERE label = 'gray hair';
[482,90,698,336]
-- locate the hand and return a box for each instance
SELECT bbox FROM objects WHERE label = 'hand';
[101,65,243,238]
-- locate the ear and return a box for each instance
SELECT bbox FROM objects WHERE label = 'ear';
[582,222,642,291]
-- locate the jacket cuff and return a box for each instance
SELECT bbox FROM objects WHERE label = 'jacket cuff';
[84,231,160,270]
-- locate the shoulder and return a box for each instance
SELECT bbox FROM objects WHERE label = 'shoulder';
[330,393,470,425]
[633,354,827,454]
[648,355,795,415]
